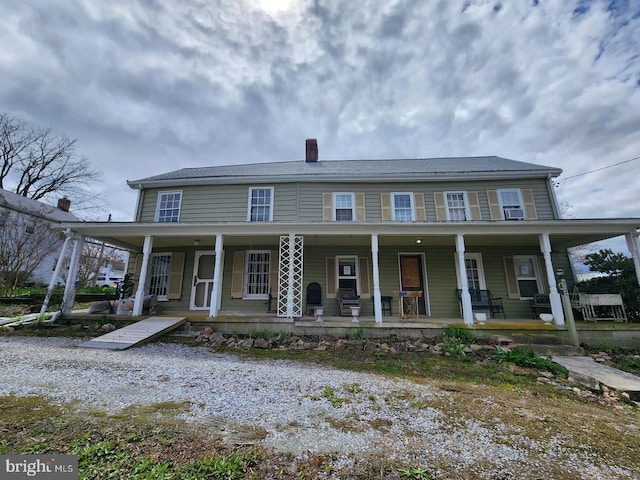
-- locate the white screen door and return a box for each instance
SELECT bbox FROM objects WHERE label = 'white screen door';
[190,251,215,310]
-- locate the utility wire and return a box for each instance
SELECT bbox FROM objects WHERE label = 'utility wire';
[555,155,640,187]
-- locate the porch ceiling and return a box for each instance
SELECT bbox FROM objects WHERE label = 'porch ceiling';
[59,219,640,252]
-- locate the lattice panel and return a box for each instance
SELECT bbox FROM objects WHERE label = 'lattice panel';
[277,234,304,318]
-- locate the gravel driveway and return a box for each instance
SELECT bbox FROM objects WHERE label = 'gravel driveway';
[1,335,636,478]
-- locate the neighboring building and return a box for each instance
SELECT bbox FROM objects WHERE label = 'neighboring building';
[58,140,640,324]
[0,188,79,286]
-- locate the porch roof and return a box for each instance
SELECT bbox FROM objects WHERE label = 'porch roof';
[58,218,640,252]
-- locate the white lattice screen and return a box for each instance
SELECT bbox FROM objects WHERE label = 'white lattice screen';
[277,234,304,318]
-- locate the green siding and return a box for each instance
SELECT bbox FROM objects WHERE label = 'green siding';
[137,178,556,223]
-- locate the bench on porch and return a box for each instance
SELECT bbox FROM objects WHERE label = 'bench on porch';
[456,289,506,319]
[530,294,551,319]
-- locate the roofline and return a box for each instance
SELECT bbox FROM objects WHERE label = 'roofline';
[58,218,640,238]
[127,169,563,190]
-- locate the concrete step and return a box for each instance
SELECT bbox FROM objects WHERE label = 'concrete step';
[552,356,640,400]
[526,344,586,356]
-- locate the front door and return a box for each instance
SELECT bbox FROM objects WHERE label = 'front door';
[399,254,429,315]
[190,251,215,310]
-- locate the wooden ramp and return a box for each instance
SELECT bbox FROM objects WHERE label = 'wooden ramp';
[78,317,186,350]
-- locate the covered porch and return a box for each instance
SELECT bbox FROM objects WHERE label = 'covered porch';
[52,219,640,329]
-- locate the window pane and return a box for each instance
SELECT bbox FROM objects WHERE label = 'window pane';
[465,258,480,290]
[447,193,466,220]
[250,188,272,221]
[334,194,354,221]
[157,192,181,222]
[246,251,270,296]
[149,254,171,297]
[393,194,412,221]
[500,190,520,207]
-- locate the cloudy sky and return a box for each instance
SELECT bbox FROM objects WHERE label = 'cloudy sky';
[1,0,639,250]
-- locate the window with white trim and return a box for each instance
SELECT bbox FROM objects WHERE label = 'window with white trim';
[334,193,355,221]
[513,255,541,299]
[465,253,486,290]
[248,187,274,222]
[149,253,172,300]
[498,189,525,220]
[244,250,270,299]
[445,191,469,221]
[337,256,359,292]
[155,191,182,222]
[392,193,414,221]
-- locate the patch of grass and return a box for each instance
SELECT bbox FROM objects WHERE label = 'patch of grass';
[616,356,640,375]
[398,464,433,480]
[492,347,568,376]
[349,327,364,340]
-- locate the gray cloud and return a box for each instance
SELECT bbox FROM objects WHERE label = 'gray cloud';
[0,0,638,244]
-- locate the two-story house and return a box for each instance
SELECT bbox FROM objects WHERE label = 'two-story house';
[0,188,79,290]
[57,140,640,326]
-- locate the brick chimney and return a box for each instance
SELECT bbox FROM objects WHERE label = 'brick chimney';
[305,138,318,162]
[57,197,71,212]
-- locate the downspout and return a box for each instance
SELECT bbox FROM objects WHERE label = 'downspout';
[546,174,562,219]
[133,184,144,221]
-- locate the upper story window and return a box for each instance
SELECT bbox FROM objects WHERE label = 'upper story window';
[392,193,414,221]
[155,191,182,223]
[248,187,274,222]
[445,191,469,221]
[498,189,525,220]
[334,193,355,221]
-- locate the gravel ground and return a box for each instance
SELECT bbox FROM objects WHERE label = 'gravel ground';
[0,336,636,478]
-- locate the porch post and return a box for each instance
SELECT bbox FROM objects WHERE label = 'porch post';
[62,234,84,314]
[371,234,382,323]
[41,229,74,315]
[133,235,153,316]
[539,234,564,325]
[625,231,640,287]
[286,233,295,318]
[209,234,224,317]
[455,234,473,325]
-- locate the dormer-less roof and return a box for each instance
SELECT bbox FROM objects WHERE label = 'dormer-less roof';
[127,156,562,189]
[0,188,80,223]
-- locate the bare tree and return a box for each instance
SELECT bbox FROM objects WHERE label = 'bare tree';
[0,112,100,205]
[76,243,125,288]
[0,210,64,296]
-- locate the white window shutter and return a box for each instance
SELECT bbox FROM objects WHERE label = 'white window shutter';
[355,193,366,221]
[487,190,502,220]
[325,257,336,298]
[322,193,333,221]
[381,193,392,221]
[434,192,447,221]
[467,191,482,220]
[522,189,538,220]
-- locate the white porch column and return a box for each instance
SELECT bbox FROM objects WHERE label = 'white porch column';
[41,229,74,315]
[539,234,564,325]
[133,235,153,316]
[62,234,84,314]
[209,234,224,317]
[626,231,640,287]
[455,234,473,325]
[371,234,382,323]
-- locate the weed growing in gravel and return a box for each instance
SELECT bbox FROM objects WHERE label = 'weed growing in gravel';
[398,464,433,479]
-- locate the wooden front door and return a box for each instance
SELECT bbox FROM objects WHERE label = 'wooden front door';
[399,254,427,315]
